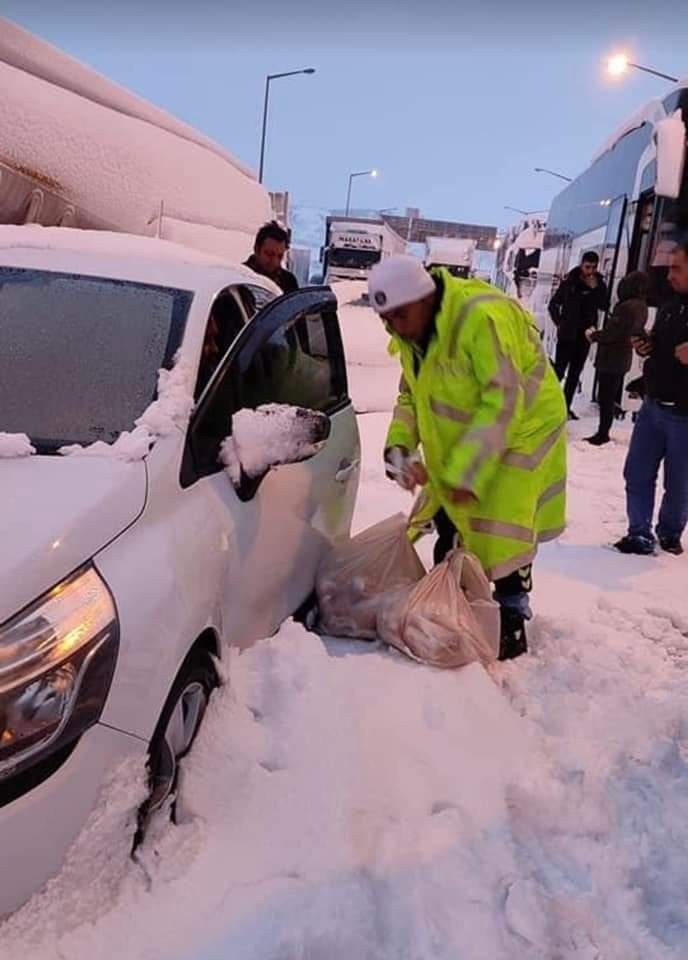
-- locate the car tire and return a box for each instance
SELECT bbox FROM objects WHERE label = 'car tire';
[134,650,218,847]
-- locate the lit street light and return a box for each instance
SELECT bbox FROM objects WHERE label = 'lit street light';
[534,166,572,183]
[258,68,315,184]
[345,169,378,216]
[606,53,678,83]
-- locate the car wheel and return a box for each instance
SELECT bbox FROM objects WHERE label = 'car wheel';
[135,652,217,846]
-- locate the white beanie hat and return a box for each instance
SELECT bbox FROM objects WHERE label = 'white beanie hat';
[368,255,435,314]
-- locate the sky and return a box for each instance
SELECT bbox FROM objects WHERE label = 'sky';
[0,0,686,229]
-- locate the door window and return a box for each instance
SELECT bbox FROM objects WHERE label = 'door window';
[182,294,348,486]
[237,309,344,414]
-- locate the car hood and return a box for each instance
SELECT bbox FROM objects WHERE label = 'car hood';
[0,455,147,623]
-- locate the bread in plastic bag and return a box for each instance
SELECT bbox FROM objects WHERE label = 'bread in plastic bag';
[316,513,426,638]
[377,550,500,668]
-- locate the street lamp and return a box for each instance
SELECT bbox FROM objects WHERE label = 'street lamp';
[607,53,678,83]
[534,167,572,183]
[504,205,533,216]
[258,68,315,184]
[345,169,378,216]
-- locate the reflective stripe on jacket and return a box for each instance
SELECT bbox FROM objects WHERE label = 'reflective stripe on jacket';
[386,270,567,580]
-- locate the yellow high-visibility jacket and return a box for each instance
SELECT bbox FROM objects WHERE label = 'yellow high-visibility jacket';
[386,270,567,581]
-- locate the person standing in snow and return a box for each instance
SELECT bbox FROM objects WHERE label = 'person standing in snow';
[615,240,688,556]
[583,271,649,446]
[244,221,299,295]
[548,251,608,419]
[368,255,567,661]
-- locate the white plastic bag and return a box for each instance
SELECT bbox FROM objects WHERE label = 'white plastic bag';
[316,514,426,639]
[377,550,500,669]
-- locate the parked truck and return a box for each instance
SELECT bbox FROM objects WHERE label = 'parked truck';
[423,236,477,278]
[0,18,271,259]
[321,216,406,283]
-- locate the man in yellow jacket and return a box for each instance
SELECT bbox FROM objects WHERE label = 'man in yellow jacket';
[368,255,567,660]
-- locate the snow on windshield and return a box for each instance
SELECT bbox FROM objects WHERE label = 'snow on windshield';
[219,404,328,482]
[60,352,194,461]
[0,432,35,458]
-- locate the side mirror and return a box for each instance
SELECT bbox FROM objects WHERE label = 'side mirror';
[656,110,686,200]
[220,403,330,491]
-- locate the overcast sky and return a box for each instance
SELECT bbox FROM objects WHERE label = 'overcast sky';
[1,0,685,227]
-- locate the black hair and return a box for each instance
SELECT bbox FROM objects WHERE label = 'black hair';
[673,234,688,257]
[581,250,599,264]
[255,220,290,250]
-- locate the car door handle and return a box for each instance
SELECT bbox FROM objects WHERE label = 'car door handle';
[335,458,360,482]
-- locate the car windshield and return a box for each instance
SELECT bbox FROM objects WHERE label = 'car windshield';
[0,267,192,451]
[329,248,381,269]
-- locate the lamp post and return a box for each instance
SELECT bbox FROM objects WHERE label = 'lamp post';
[607,54,678,83]
[504,205,533,216]
[534,167,573,183]
[345,169,378,216]
[258,68,315,184]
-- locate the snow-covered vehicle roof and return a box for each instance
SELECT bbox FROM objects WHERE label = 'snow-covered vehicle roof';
[0,18,272,261]
[0,225,281,295]
[590,78,688,164]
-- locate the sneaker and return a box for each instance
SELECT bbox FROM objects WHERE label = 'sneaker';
[614,534,656,556]
[585,434,610,446]
[498,608,528,661]
[567,409,579,421]
[659,536,684,556]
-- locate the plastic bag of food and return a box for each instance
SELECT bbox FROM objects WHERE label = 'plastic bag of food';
[377,550,499,668]
[316,514,426,638]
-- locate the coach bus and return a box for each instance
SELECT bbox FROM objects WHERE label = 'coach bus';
[532,84,688,384]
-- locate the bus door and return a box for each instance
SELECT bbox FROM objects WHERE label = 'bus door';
[592,195,627,403]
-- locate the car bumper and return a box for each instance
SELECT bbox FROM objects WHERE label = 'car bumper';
[0,722,146,919]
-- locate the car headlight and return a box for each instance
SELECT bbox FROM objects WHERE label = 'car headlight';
[0,566,119,783]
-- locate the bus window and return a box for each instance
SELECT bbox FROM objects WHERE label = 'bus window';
[628,194,655,276]
[648,197,681,306]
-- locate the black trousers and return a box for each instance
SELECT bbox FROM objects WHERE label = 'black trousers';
[596,371,625,440]
[433,509,533,606]
[554,338,590,411]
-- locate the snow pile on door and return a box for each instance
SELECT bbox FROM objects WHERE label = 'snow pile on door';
[220,404,329,483]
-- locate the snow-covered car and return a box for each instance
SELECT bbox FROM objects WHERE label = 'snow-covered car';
[0,226,360,917]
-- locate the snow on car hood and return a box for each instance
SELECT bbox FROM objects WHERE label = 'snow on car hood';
[0,455,146,623]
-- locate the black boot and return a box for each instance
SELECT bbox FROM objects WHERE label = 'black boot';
[659,535,684,556]
[498,607,528,661]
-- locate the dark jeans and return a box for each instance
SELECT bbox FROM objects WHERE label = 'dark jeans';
[624,400,688,541]
[596,371,625,440]
[434,510,533,617]
[554,338,590,411]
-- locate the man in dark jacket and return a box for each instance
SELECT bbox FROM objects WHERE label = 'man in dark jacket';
[584,271,648,445]
[616,239,688,556]
[244,221,298,295]
[548,251,608,419]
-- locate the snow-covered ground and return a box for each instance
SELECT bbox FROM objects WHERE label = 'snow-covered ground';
[4,286,688,959]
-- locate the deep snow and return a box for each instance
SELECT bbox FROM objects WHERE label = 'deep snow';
[3,284,688,959]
